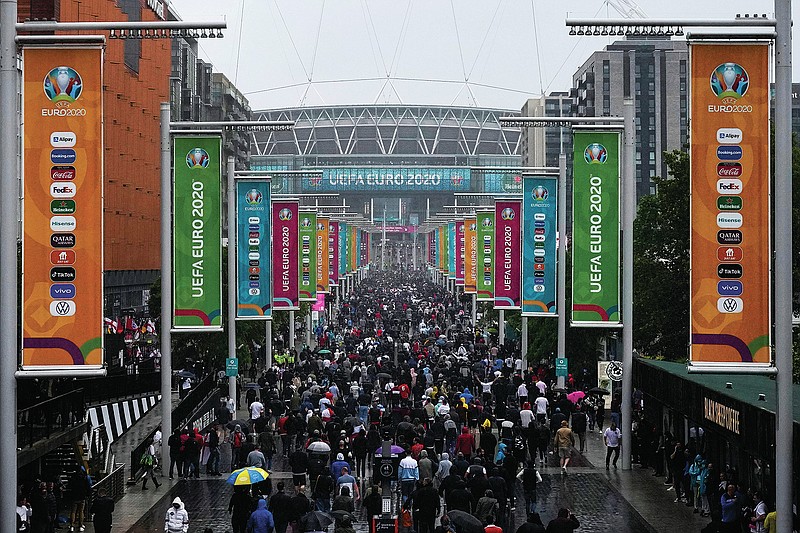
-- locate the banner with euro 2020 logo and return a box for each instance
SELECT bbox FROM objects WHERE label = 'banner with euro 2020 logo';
[689,43,771,368]
[522,175,557,316]
[272,200,299,310]
[494,200,521,309]
[236,179,271,319]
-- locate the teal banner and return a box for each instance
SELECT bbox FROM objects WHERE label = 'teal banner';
[448,222,456,279]
[236,180,271,319]
[338,222,347,278]
[173,136,222,330]
[571,131,621,326]
[302,167,471,192]
[522,175,557,316]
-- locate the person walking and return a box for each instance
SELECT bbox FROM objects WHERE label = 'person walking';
[67,467,92,531]
[517,460,541,514]
[140,439,162,491]
[398,451,420,504]
[228,486,255,533]
[603,422,622,469]
[720,483,742,533]
[245,498,274,533]
[89,488,115,533]
[206,425,221,475]
[515,513,546,533]
[545,508,580,532]
[168,429,183,480]
[231,424,246,471]
[405,477,440,533]
[164,497,189,533]
[553,421,575,474]
[268,482,292,533]
[571,409,588,453]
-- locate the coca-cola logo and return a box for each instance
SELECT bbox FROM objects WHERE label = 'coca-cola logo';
[717,162,742,177]
[51,166,76,181]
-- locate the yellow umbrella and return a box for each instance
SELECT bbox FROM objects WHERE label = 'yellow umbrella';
[226,467,269,486]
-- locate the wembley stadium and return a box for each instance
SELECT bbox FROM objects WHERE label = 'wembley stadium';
[249,105,523,229]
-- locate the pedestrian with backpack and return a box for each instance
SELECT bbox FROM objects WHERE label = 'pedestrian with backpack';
[140,438,161,491]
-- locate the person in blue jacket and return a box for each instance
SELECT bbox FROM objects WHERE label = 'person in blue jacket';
[246,498,275,533]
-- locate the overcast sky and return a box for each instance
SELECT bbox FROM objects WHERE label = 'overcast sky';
[168,0,792,111]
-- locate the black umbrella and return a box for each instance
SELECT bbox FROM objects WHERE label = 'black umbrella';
[226,419,250,433]
[330,509,355,522]
[588,386,611,395]
[447,510,483,533]
[299,511,334,531]
[376,372,392,380]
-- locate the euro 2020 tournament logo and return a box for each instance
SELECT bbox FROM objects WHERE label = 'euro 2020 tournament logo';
[43,66,83,103]
[278,208,293,221]
[481,217,493,228]
[317,222,325,231]
[500,207,515,221]
[301,217,312,228]
[531,185,549,202]
[710,62,749,103]
[245,189,263,205]
[584,143,607,165]
[451,174,464,187]
[186,148,210,168]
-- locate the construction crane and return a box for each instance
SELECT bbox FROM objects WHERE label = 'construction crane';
[605,0,647,19]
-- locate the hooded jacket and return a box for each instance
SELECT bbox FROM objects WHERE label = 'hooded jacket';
[435,453,452,483]
[165,497,189,533]
[245,498,275,533]
[455,427,475,456]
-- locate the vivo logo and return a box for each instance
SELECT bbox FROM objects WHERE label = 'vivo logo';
[717,280,743,296]
[49,283,76,299]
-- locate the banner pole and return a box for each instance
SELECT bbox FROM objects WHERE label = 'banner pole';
[774,0,793,530]
[289,310,295,351]
[159,102,172,466]
[621,98,635,471]
[557,154,567,370]
[498,309,505,346]
[265,320,272,369]
[521,317,528,367]
[0,0,18,522]
[227,156,236,403]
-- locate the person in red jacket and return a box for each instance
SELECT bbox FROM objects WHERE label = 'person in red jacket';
[455,427,475,460]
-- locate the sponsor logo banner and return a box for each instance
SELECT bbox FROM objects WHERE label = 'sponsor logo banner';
[690,43,770,365]
[317,216,330,293]
[298,211,317,301]
[463,216,477,293]
[571,131,621,326]
[455,220,465,285]
[236,180,271,319]
[522,175,557,316]
[22,46,103,370]
[173,136,223,329]
[329,221,340,286]
[476,212,495,301]
[447,222,456,279]
[494,200,521,309]
[338,222,347,280]
[273,201,300,310]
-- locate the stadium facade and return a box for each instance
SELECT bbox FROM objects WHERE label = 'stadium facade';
[249,105,523,227]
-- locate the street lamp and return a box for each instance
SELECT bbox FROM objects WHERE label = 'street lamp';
[563,8,791,533]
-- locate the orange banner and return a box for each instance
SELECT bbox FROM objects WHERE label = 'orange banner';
[22,47,104,370]
[464,216,477,293]
[690,43,770,366]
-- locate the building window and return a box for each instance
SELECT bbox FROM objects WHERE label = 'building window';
[119,0,141,73]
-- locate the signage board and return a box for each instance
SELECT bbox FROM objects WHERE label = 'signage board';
[476,211,495,301]
[236,179,271,319]
[22,46,105,371]
[494,200,521,309]
[522,175,557,316]
[272,200,299,310]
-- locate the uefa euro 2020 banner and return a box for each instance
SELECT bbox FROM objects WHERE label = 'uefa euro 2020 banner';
[22,46,105,371]
[571,131,621,327]
[298,210,317,302]
[236,179,271,320]
[476,211,495,301]
[522,175,557,316]
[689,43,771,368]
[317,216,330,294]
[448,222,457,280]
[464,216,477,294]
[329,220,339,287]
[494,200,521,309]
[338,222,347,280]
[272,200,300,310]
[173,136,223,331]
[455,219,465,286]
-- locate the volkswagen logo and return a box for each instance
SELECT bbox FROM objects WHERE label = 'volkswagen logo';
[723,298,738,312]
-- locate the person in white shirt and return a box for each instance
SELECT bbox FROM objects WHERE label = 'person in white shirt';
[250,399,264,420]
[517,383,529,407]
[534,394,549,424]
[752,492,767,533]
[519,403,534,428]
[603,422,622,469]
[535,380,547,396]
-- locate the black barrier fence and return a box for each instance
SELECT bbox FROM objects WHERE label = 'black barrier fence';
[18,389,86,449]
[79,372,160,405]
[128,372,219,482]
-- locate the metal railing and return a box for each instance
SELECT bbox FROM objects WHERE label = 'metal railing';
[17,389,86,448]
[128,372,217,482]
[79,372,160,405]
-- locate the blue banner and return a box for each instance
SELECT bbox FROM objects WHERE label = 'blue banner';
[483,171,524,194]
[302,167,471,192]
[236,180,271,319]
[522,175,557,316]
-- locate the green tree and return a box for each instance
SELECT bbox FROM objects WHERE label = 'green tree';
[632,150,690,360]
